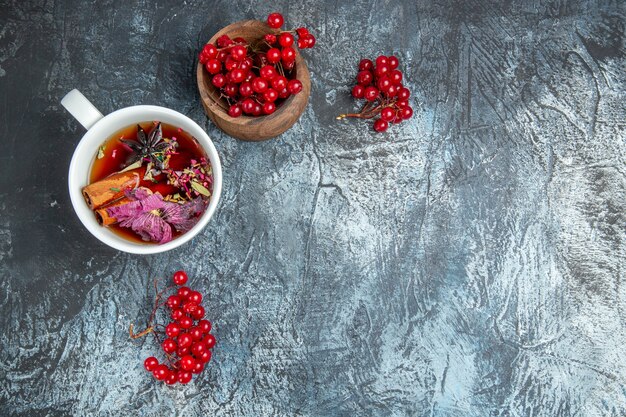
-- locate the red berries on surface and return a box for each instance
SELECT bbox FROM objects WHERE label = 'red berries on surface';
[288,79,303,95]
[140,270,216,386]
[338,54,414,133]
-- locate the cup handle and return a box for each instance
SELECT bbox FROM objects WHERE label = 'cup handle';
[61,89,104,130]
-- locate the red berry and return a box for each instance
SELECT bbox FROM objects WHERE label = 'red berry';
[359,59,373,71]
[263,102,276,115]
[153,364,169,381]
[230,68,247,84]
[190,326,204,341]
[397,87,410,100]
[288,79,303,95]
[177,346,190,357]
[281,47,296,63]
[386,84,399,97]
[241,98,255,114]
[284,60,295,71]
[171,308,184,321]
[375,55,388,67]
[264,34,277,44]
[199,52,210,65]
[177,371,193,384]
[395,99,409,108]
[165,322,181,338]
[202,44,218,59]
[192,342,207,357]
[271,75,287,91]
[239,82,253,97]
[179,315,193,329]
[198,350,212,363]
[400,106,413,119]
[296,27,309,38]
[260,65,277,80]
[297,38,308,49]
[373,118,389,132]
[279,33,294,47]
[180,355,196,371]
[230,45,247,61]
[224,56,238,71]
[252,77,269,93]
[144,356,158,372]
[389,69,403,84]
[352,85,365,98]
[205,59,221,75]
[211,73,226,88]
[364,86,379,101]
[203,334,216,349]
[198,319,212,333]
[356,70,373,86]
[267,12,284,29]
[388,55,399,69]
[165,371,177,385]
[263,88,278,102]
[380,107,395,122]
[228,104,242,118]
[302,34,316,48]
[178,333,193,349]
[278,87,290,99]
[267,48,281,63]
[252,103,263,116]
[216,34,232,48]
[192,361,204,374]
[374,64,389,78]
[224,83,238,97]
[183,301,198,314]
[177,286,191,299]
[377,76,392,93]
[162,338,177,354]
[216,49,229,62]
[188,291,202,304]
[166,295,181,309]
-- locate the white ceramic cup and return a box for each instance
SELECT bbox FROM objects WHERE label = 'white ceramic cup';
[62,89,222,254]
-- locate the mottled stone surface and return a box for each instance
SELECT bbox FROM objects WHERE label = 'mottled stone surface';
[1,0,625,415]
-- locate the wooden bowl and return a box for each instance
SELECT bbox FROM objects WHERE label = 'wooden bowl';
[197,20,311,141]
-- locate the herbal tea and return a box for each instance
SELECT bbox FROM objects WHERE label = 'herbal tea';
[82,121,213,244]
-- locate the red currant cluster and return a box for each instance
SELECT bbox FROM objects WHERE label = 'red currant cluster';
[135,271,216,385]
[198,12,315,118]
[337,55,414,132]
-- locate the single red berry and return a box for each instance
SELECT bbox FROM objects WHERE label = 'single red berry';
[352,85,365,98]
[373,118,389,132]
[386,84,399,97]
[400,106,413,119]
[203,334,216,349]
[192,305,206,320]
[375,55,388,67]
[284,60,295,71]
[264,34,277,44]
[241,98,256,114]
[271,75,288,91]
[395,99,409,108]
[267,12,284,29]
[389,69,403,84]
[356,70,373,86]
[211,73,226,88]
[198,319,212,333]
[177,346,190,357]
[223,83,239,97]
[302,34,316,48]
[228,104,243,118]
[281,47,296,63]
[166,295,181,310]
[374,64,389,78]
[277,87,290,99]
[177,371,193,384]
[144,356,158,372]
[263,88,278,102]
[239,82,254,97]
[216,49,229,62]
[205,59,221,75]
[359,59,374,71]
[199,52,210,65]
[165,371,177,385]
[380,107,395,122]
[279,33,294,48]
[377,76,392,94]
[192,342,207,357]
[165,322,181,338]
[364,86,379,101]
[216,34,233,48]
[178,333,193,349]
[296,27,309,38]
[198,349,212,363]
[266,48,281,63]
[202,44,218,59]
[183,301,198,314]
[180,355,196,371]
[288,79,303,95]
[171,308,184,321]
[179,315,193,329]
[230,45,247,61]
[297,38,307,49]
[233,36,247,44]
[260,65,277,80]
[153,364,169,381]
[252,103,263,116]
[388,55,399,69]
[224,56,238,71]
[239,58,252,71]
[263,102,276,115]
[162,338,177,354]
[177,286,191,299]
[190,327,204,341]
[229,68,246,84]
[188,291,202,304]
[192,361,204,374]
[397,87,410,100]
[252,77,269,93]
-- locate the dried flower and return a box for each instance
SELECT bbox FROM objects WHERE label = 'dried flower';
[165,158,213,200]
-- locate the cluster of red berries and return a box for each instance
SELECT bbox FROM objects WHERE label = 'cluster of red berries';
[198,12,315,118]
[140,271,216,385]
[337,55,414,132]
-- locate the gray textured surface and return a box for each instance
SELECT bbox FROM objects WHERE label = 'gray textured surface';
[1,0,625,416]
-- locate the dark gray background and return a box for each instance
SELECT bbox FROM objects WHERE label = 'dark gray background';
[1,0,625,416]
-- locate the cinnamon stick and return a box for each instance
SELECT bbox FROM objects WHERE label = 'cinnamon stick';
[82,168,143,209]
[94,197,132,226]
